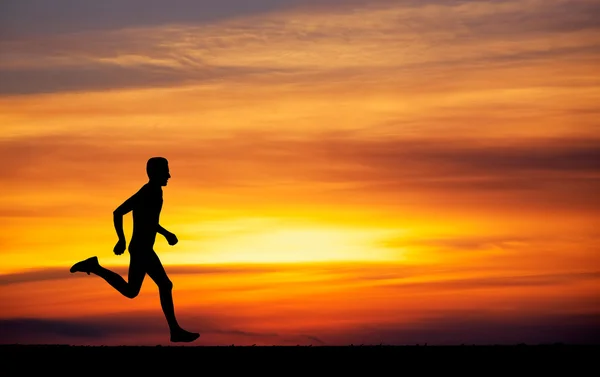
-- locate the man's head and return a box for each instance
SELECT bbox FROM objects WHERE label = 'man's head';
[146,157,171,186]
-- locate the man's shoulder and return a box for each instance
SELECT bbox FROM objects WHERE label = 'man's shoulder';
[137,183,161,196]
[136,183,149,193]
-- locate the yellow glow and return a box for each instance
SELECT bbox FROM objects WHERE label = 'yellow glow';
[170,222,404,264]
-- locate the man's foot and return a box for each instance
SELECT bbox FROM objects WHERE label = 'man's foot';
[70,256,99,275]
[170,328,200,343]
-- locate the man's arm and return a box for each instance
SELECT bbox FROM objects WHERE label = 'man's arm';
[158,224,178,245]
[112,191,141,255]
[157,225,170,236]
[113,193,138,240]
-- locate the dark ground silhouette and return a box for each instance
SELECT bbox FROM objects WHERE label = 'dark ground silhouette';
[1,344,596,374]
[70,157,198,343]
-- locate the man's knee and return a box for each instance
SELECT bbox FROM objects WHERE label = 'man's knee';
[159,279,173,291]
[124,286,141,299]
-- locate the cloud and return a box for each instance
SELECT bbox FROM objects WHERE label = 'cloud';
[378,271,600,291]
[2,132,598,212]
[0,0,309,39]
[5,132,600,178]
[461,0,600,36]
[3,261,598,295]
[0,317,156,340]
[0,61,273,95]
[0,315,322,346]
[0,262,434,290]
[329,312,600,345]
[309,136,600,176]
[1,0,599,95]
[3,310,598,346]
[3,312,599,345]
[0,264,284,286]
[382,235,531,252]
[2,260,599,345]
[303,335,326,345]
[210,329,278,337]
[3,0,599,39]
[0,268,72,286]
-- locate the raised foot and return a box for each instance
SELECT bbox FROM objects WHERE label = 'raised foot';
[170,329,200,343]
[70,256,99,275]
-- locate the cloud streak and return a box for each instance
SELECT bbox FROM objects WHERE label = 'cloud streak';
[329,313,600,345]
[2,133,598,211]
[0,264,285,286]
[3,311,599,345]
[0,0,311,38]
[3,262,598,292]
[1,0,599,94]
[0,62,274,95]
[0,315,323,346]
[3,0,599,39]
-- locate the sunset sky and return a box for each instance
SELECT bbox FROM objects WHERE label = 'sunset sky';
[1,0,599,346]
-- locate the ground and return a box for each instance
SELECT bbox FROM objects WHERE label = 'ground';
[2,344,596,374]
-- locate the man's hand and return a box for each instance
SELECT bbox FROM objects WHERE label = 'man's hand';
[165,232,178,246]
[114,238,126,255]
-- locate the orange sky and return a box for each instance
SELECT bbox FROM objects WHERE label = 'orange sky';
[1,0,599,345]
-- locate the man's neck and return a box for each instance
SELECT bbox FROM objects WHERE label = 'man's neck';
[147,180,162,189]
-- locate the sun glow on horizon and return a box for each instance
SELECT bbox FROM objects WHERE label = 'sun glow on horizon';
[171,224,408,264]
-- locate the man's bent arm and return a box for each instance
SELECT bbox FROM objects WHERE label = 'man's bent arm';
[113,194,138,240]
[114,212,126,240]
[157,224,171,236]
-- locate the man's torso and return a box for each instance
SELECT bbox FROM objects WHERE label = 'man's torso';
[130,183,163,250]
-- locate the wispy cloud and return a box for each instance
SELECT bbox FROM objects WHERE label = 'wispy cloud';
[1,0,599,94]
[0,0,314,38]
[0,315,323,346]
[2,133,598,210]
[0,62,273,95]
[328,312,600,345]
[377,271,600,291]
[382,235,532,252]
[0,264,284,286]
[0,317,157,340]
[3,310,599,345]
[3,262,598,291]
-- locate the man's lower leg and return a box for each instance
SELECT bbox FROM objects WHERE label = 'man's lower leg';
[158,285,181,332]
[71,256,136,298]
[158,284,199,342]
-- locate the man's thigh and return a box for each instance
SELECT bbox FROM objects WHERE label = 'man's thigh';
[143,250,171,286]
[128,252,147,289]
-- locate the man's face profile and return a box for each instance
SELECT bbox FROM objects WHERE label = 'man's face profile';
[154,164,170,186]
[147,158,171,186]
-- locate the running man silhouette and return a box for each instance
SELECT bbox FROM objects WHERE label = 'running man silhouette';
[70,157,199,343]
